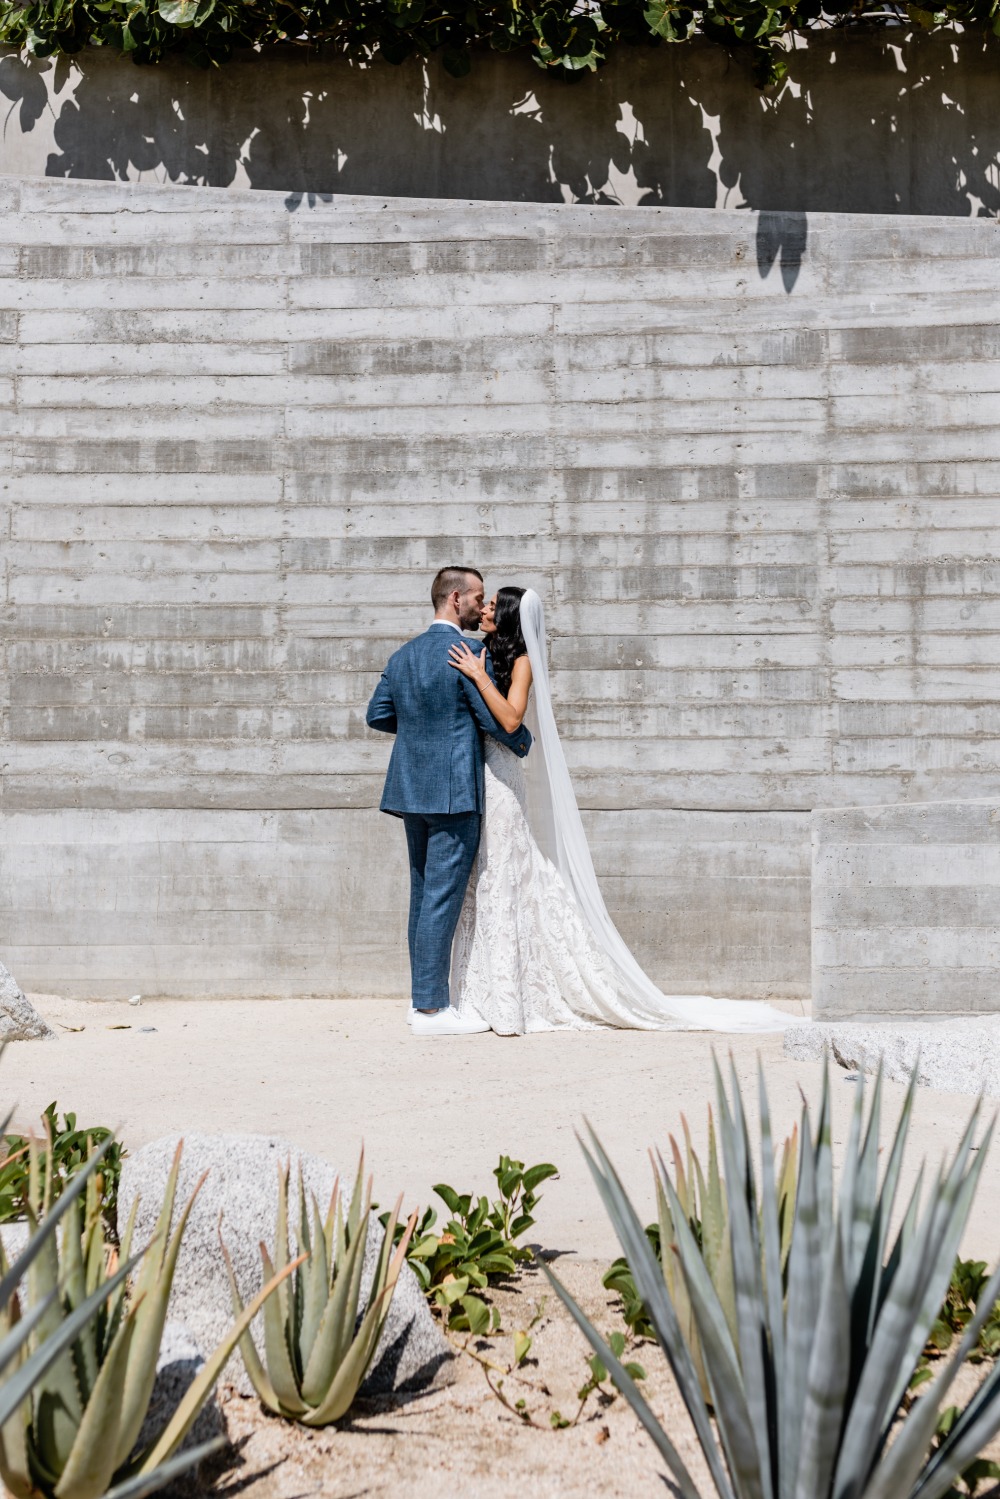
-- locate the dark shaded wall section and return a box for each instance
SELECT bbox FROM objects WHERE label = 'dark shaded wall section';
[2,33,1000,212]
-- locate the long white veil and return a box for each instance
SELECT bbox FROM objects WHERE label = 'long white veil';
[518,589,796,1033]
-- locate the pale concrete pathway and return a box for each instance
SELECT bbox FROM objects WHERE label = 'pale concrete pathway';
[7,996,1000,1263]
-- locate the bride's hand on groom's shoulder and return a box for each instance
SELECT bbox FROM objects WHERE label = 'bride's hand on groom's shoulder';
[448,641,487,683]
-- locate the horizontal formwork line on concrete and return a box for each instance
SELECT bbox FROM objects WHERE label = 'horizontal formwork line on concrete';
[4,236,783,274]
[12,401,1000,443]
[833,669,1000,699]
[829,637,1000,666]
[6,516,819,559]
[9,373,556,409]
[5,368,850,406]
[825,504,1000,528]
[830,745,1000,774]
[11,441,284,474]
[837,702,1000,733]
[0,767,978,801]
[10,363,1000,403]
[3,778,995,819]
[0,280,292,311]
[5,476,287,504]
[13,302,1000,346]
[0,346,289,376]
[814,842,1000,882]
[830,603,1000,629]
[12,307,551,342]
[828,539,1000,565]
[556,298,1000,336]
[7,331,1000,377]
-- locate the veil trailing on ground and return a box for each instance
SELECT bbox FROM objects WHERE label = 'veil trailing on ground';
[518,589,796,1033]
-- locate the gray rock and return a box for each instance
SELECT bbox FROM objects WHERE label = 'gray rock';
[784,1017,1000,1097]
[117,1134,452,1402]
[0,1222,28,1262]
[134,1321,224,1459]
[0,964,53,1041]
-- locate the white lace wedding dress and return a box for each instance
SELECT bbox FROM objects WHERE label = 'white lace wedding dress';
[451,740,622,1032]
[449,589,795,1036]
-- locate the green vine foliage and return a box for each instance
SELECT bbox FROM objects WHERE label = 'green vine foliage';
[0,0,997,90]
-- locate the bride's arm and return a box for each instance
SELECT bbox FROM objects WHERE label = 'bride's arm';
[449,643,532,733]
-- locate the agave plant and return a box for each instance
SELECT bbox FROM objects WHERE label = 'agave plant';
[550,1057,1000,1499]
[605,1108,797,1400]
[0,1137,296,1499]
[222,1155,416,1425]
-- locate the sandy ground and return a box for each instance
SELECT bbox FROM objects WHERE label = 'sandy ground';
[8,994,1000,1497]
[207,1253,1000,1499]
[8,994,1000,1264]
[211,1258,715,1499]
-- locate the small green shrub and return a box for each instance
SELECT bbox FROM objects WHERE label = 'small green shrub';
[923,1258,1000,1365]
[0,1103,124,1241]
[382,1154,557,1335]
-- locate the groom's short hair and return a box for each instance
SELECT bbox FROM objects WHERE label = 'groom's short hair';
[431,566,483,610]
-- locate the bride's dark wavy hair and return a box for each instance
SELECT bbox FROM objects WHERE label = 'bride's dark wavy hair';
[488,586,527,698]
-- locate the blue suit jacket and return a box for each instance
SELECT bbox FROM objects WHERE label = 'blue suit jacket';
[366,624,532,816]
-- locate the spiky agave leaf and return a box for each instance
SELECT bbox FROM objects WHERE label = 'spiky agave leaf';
[112,1149,210,1471]
[558,1057,1000,1499]
[303,1191,418,1427]
[103,1438,226,1499]
[0,1253,143,1497]
[570,1123,734,1498]
[223,1157,416,1428]
[138,1253,303,1473]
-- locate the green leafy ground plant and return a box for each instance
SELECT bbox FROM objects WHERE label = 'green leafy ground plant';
[387,1155,557,1334]
[0,1104,124,1241]
[550,1057,1000,1499]
[0,1138,293,1499]
[223,1156,416,1425]
[0,0,994,92]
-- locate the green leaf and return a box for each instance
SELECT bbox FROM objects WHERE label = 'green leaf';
[521,1164,558,1195]
[513,1331,531,1365]
[157,0,205,24]
[433,1184,462,1215]
[455,1301,491,1337]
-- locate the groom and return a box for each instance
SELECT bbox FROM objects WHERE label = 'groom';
[366,566,532,1037]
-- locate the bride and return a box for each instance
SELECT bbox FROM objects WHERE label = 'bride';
[447,586,793,1034]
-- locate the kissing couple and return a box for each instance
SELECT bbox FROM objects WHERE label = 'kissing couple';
[367,566,791,1039]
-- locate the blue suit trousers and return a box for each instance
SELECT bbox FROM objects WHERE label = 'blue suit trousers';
[402,811,481,1010]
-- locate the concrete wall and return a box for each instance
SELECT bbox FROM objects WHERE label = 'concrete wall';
[2,33,1000,215]
[2,175,1000,999]
[812,800,1000,1019]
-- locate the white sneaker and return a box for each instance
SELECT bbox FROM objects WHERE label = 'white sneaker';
[410,1006,490,1037]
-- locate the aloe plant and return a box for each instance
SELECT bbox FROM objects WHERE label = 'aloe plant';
[0,1138,296,1499]
[550,1058,1000,1499]
[222,1156,416,1425]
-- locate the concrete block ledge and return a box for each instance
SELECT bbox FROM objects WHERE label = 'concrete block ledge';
[812,798,1000,1022]
[785,1019,1000,1099]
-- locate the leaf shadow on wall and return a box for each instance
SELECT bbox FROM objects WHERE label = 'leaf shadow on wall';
[2,30,999,219]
